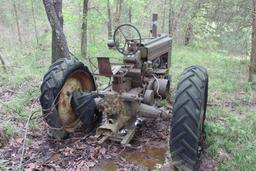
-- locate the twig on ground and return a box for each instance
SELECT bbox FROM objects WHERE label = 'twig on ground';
[72,128,97,144]
[118,146,127,155]
[19,109,35,168]
[0,88,15,93]
[29,109,41,120]
[0,53,7,72]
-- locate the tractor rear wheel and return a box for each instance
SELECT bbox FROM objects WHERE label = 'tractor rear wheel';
[40,58,97,139]
[170,65,208,171]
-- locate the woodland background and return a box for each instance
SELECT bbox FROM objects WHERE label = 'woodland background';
[0,0,255,170]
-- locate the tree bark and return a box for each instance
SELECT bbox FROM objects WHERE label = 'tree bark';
[13,2,22,47]
[184,23,193,46]
[162,0,167,33]
[31,0,39,46]
[114,0,123,28]
[81,0,89,57]
[168,0,174,36]
[249,0,256,91]
[128,5,132,24]
[168,0,173,60]
[107,0,112,40]
[43,0,70,63]
[172,0,186,37]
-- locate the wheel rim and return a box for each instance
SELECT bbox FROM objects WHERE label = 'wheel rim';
[58,70,95,132]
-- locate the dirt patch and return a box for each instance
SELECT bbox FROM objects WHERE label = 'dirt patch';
[0,86,14,102]
[200,153,218,171]
[0,128,9,148]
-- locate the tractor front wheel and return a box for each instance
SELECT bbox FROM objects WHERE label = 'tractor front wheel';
[170,65,208,171]
[40,58,97,139]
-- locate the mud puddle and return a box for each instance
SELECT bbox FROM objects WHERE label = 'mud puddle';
[94,145,168,171]
[124,146,166,169]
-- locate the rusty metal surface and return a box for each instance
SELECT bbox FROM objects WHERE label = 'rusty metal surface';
[90,15,172,145]
[143,90,155,105]
[138,103,171,120]
[141,35,172,61]
[97,57,113,77]
[96,94,139,144]
[152,13,158,37]
[112,78,131,92]
[153,79,170,98]
[58,70,95,132]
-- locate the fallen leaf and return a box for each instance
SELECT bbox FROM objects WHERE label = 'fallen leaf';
[86,161,95,168]
[100,147,106,155]
[24,163,36,171]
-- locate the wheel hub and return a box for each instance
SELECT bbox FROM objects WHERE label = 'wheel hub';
[58,70,94,132]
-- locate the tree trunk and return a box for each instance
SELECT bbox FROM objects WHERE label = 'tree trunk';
[249,0,256,91]
[107,0,112,40]
[114,0,123,28]
[81,0,89,57]
[128,5,132,23]
[168,0,173,60]
[162,0,167,33]
[43,0,70,63]
[184,23,193,46]
[31,0,39,46]
[13,2,22,47]
[168,0,174,36]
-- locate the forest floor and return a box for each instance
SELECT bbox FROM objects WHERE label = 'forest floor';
[0,46,255,171]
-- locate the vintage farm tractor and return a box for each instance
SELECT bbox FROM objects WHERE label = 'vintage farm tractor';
[40,15,208,171]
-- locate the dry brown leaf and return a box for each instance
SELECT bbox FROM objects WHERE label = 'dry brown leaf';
[100,147,106,155]
[86,161,96,168]
[24,163,36,171]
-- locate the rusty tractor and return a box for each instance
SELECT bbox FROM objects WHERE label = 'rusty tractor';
[40,15,208,171]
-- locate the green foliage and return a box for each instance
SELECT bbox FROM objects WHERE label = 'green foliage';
[3,122,18,138]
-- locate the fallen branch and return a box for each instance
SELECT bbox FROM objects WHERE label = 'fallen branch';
[19,110,35,168]
[0,53,7,72]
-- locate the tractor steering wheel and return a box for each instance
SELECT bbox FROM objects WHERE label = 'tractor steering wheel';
[113,24,142,56]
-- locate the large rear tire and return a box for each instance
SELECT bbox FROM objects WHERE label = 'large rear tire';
[40,58,97,139]
[170,65,208,171]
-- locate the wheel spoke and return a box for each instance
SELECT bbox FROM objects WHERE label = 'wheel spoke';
[119,28,128,41]
[113,24,141,56]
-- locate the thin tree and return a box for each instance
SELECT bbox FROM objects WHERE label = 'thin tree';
[107,0,112,40]
[13,2,22,47]
[184,23,193,46]
[168,0,174,60]
[250,0,256,91]
[168,0,173,35]
[162,0,167,32]
[128,5,132,24]
[31,0,39,46]
[114,0,123,28]
[81,0,89,57]
[43,0,70,63]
